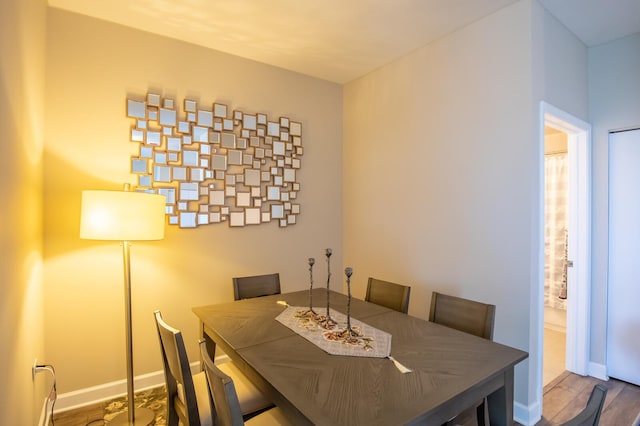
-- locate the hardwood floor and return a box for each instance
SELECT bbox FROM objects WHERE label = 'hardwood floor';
[52,386,167,426]
[52,372,640,425]
[537,371,640,426]
[52,400,108,426]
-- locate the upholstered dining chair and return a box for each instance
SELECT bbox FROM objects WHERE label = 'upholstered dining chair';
[560,384,607,426]
[154,311,272,426]
[365,277,411,314]
[232,273,281,301]
[199,340,293,426]
[428,292,496,426]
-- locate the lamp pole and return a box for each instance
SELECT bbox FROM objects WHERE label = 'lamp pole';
[123,241,135,424]
[110,242,155,426]
[80,186,165,425]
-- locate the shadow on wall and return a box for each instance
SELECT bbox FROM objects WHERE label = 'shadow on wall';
[43,148,125,259]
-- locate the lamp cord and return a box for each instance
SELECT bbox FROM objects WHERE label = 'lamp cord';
[37,364,108,426]
[36,364,56,425]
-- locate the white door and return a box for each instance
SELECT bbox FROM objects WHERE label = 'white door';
[607,128,640,386]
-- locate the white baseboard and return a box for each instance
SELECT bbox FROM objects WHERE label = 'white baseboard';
[55,361,201,413]
[55,354,232,413]
[588,361,608,381]
[514,399,541,426]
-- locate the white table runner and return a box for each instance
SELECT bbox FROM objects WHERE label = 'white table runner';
[275,306,391,358]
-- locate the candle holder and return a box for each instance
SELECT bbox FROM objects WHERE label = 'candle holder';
[302,257,317,317]
[319,248,337,329]
[344,267,359,338]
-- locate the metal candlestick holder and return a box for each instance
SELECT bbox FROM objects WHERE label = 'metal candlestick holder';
[344,267,359,337]
[303,257,316,316]
[319,248,337,329]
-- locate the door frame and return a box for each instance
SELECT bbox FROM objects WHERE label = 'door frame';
[535,101,591,406]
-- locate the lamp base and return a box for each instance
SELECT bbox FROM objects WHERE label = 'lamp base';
[108,407,155,425]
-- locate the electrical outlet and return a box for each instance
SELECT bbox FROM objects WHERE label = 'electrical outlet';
[32,358,38,381]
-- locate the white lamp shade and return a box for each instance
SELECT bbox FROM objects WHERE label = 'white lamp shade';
[80,190,166,241]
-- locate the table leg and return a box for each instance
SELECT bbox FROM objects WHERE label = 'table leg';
[487,368,515,426]
[198,321,217,370]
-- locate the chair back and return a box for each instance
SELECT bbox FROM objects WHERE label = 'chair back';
[154,310,203,426]
[428,292,495,339]
[365,277,411,314]
[560,384,607,426]
[199,340,244,426]
[232,273,281,300]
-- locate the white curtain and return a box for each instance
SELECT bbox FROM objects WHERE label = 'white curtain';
[544,154,568,310]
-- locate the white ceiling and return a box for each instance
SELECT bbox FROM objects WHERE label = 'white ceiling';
[48,0,640,84]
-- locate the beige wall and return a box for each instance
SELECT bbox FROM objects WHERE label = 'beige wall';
[44,8,343,393]
[344,0,537,411]
[0,0,47,423]
[342,2,590,419]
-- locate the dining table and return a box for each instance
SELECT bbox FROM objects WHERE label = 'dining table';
[192,289,527,425]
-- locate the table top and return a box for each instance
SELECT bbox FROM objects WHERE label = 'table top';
[193,289,527,426]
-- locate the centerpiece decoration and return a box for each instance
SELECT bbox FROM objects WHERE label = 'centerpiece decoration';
[276,257,409,371]
[289,264,374,351]
[319,266,364,345]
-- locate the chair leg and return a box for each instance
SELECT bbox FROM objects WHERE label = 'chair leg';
[167,408,179,426]
[476,399,486,426]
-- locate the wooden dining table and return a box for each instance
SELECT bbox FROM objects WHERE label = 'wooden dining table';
[193,289,527,425]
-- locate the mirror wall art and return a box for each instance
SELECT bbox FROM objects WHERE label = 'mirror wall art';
[126,93,303,228]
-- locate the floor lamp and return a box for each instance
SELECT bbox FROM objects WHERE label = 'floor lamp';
[80,186,166,425]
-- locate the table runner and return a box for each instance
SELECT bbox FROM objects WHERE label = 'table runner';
[276,306,391,358]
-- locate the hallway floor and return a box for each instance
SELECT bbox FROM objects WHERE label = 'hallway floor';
[544,327,566,387]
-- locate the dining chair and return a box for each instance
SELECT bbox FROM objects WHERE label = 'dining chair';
[560,384,607,426]
[154,310,212,426]
[428,291,496,426]
[199,340,293,426]
[154,311,272,426]
[365,277,411,314]
[428,291,495,340]
[232,273,281,301]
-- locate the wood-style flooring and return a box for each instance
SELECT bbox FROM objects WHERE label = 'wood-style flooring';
[536,371,640,426]
[52,385,166,426]
[52,401,110,426]
[52,372,640,426]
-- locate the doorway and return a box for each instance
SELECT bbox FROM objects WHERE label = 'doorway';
[543,125,569,386]
[536,102,591,411]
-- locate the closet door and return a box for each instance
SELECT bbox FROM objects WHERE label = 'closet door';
[607,128,640,386]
